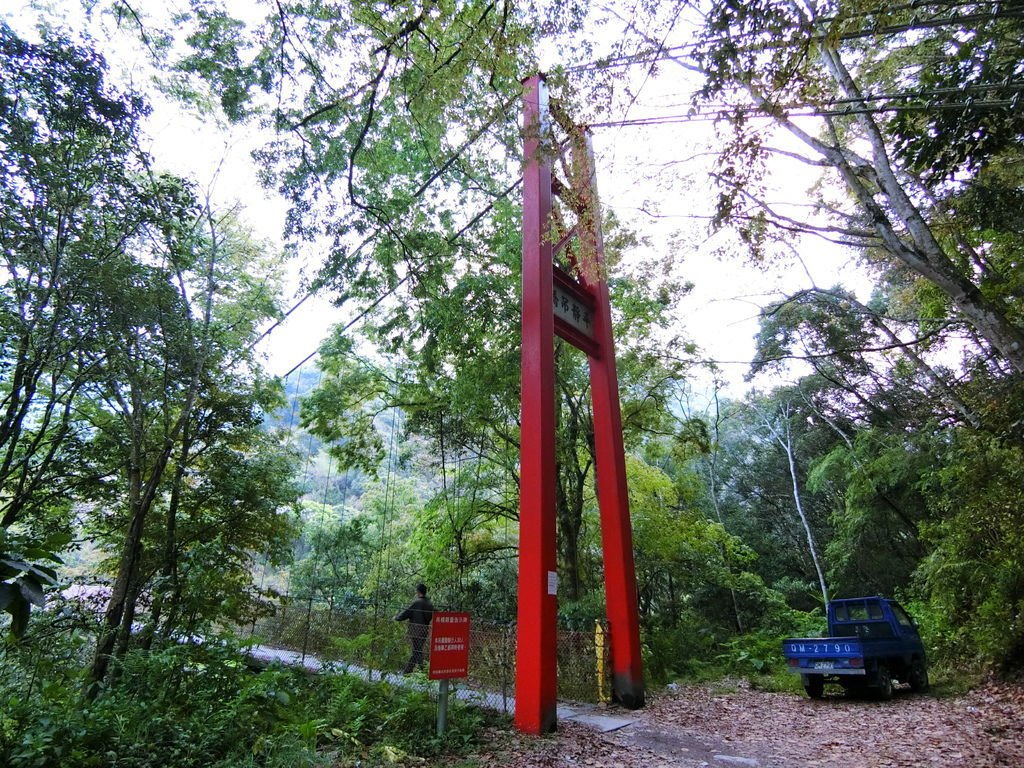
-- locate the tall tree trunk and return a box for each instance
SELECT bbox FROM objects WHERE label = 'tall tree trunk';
[89,207,217,689]
[89,463,146,691]
[145,434,191,648]
[757,404,830,605]
[779,421,829,605]
[556,383,590,602]
[556,470,584,601]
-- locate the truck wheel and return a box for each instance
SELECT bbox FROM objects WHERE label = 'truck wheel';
[875,666,893,700]
[909,660,930,693]
[803,674,824,699]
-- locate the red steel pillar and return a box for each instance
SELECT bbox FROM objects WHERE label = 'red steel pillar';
[515,74,559,735]
[577,133,645,708]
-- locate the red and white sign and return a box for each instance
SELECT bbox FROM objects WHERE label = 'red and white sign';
[429,611,470,680]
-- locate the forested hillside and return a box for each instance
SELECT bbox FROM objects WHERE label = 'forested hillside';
[2,1,1023,766]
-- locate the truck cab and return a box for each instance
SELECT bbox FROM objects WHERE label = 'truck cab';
[783,596,929,699]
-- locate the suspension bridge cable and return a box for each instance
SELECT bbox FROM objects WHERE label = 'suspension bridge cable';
[278,175,524,378]
[372,397,402,625]
[275,363,324,618]
[251,93,520,355]
[249,363,309,635]
[300,443,336,663]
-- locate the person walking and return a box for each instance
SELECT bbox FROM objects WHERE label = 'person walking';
[394,583,434,673]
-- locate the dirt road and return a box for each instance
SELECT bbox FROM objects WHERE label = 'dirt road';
[470,680,1024,767]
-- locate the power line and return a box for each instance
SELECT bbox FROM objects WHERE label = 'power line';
[641,80,1024,114]
[564,3,1023,75]
[588,85,1024,129]
[263,4,1021,366]
[270,4,1022,376]
[279,81,1023,375]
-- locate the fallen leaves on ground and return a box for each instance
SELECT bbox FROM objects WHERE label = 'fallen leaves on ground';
[459,679,1024,767]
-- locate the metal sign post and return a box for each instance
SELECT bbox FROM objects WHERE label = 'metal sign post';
[437,679,449,736]
[429,612,471,736]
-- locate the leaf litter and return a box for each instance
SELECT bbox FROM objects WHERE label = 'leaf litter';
[458,679,1024,767]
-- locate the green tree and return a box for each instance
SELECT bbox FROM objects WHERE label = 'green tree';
[81,2,712,624]
[917,431,1024,667]
[754,286,981,429]
[142,385,300,642]
[291,510,372,613]
[704,391,839,611]
[0,22,159,635]
[676,0,1024,372]
[300,208,696,616]
[629,456,754,621]
[82,195,297,685]
[0,22,299,667]
[811,426,932,598]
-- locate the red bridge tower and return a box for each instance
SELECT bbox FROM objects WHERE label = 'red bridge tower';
[516,74,645,735]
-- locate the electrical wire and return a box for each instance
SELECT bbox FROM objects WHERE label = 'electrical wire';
[587,86,1024,129]
[262,3,1022,369]
[563,3,1023,75]
[272,3,1024,376]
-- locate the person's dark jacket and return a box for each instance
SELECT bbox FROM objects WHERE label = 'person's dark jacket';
[395,596,434,639]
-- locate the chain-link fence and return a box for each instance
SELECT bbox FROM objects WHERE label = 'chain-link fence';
[236,596,612,713]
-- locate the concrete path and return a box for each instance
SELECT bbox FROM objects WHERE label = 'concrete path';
[246,643,639,733]
[557,703,636,732]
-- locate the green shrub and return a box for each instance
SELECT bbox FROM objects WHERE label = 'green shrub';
[718,631,784,676]
[914,433,1024,673]
[641,610,719,682]
[0,624,496,768]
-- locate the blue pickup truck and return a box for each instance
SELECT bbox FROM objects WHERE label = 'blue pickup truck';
[782,596,929,700]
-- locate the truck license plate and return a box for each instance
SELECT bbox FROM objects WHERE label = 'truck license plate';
[813,661,834,670]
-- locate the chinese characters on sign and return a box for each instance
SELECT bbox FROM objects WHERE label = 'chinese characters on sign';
[429,612,470,680]
[552,284,594,338]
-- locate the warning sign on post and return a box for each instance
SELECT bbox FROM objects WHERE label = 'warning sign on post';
[429,612,470,680]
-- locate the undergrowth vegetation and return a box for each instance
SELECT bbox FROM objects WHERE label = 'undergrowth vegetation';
[0,624,496,768]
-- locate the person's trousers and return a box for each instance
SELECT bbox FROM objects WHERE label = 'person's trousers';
[403,634,426,673]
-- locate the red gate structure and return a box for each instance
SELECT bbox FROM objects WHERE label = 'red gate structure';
[516,74,645,735]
